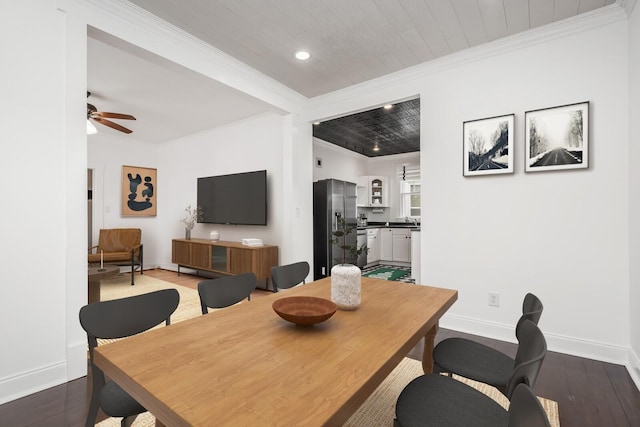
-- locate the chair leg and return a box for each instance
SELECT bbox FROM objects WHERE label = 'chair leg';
[121,414,138,427]
[85,395,101,427]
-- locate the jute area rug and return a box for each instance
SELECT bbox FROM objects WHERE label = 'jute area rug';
[96,274,560,427]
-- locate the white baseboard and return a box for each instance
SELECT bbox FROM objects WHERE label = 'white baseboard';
[0,341,87,405]
[440,313,630,365]
[0,361,67,405]
[627,349,640,392]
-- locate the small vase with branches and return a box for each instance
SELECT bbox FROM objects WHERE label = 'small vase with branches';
[330,216,368,265]
[181,204,203,239]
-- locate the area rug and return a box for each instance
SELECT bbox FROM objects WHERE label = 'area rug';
[95,275,560,426]
[99,274,203,323]
[362,266,410,281]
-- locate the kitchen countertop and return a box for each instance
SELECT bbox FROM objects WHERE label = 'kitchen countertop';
[357,222,420,231]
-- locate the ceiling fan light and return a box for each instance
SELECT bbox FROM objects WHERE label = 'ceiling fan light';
[87,119,97,135]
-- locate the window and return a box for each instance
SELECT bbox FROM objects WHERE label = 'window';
[400,180,421,218]
[397,163,421,219]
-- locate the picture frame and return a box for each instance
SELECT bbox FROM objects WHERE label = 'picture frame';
[525,101,589,172]
[122,165,157,216]
[463,114,514,176]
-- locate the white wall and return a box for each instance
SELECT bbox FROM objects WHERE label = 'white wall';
[312,138,367,183]
[420,18,629,361]
[88,114,286,287]
[156,113,285,278]
[306,11,632,365]
[88,132,162,266]
[628,2,640,384]
[0,0,299,405]
[0,2,87,404]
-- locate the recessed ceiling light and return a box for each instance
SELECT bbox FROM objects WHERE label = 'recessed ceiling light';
[373,144,380,151]
[383,104,393,109]
[295,51,311,60]
[313,121,320,125]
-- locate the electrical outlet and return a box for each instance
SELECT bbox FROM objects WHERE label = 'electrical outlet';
[488,292,500,307]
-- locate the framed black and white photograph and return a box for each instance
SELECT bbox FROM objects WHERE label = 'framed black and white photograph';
[525,101,589,172]
[463,114,514,176]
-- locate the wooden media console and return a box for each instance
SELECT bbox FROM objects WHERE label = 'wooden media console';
[172,238,279,290]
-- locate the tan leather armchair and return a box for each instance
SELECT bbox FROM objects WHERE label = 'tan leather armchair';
[88,228,143,285]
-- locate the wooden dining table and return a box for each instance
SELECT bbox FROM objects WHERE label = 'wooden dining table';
[94,277,457,426]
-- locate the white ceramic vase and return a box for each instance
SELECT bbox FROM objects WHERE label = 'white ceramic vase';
[331,264,361,310]
[209,230,220,241]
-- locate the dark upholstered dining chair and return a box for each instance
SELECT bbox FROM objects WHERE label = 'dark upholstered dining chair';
[271,261,310,292]
[433,293,543,396]
[197,273,257,315]
[395,319,549,427]
[79,289,180,427]
[395,380,550,427]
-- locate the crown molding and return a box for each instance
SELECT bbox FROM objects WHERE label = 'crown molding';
[59,0,308,113]
[310,4,628,109]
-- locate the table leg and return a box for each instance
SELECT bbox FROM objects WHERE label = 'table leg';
[421,322,439,374]
[88,280,100,304]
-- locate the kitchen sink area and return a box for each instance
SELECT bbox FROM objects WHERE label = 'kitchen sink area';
[356,220,421,283]
[357,221,420,231]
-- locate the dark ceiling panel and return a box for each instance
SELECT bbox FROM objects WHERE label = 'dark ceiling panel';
[313,98,420,157]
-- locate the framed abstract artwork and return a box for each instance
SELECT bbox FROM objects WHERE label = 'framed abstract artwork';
[525,101,589,172]
[122,165,157,216]
[463,114,514,176]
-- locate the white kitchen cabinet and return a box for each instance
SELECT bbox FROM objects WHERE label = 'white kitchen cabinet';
[392,228,411,262]
[357,176,389,208]
[379,227,412,263]
[356,176,368,207]
[368,176,389,207]
[379,228,393,261]
[366,228,379,264]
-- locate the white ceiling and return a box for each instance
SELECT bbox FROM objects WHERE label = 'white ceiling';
[125,0,617,97]
[87,29,275,142]
[88,0,620,142]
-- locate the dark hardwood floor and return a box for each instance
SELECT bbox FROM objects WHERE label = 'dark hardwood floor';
[2,269,639,426]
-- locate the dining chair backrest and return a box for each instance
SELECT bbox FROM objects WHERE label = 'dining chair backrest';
[79,289,180,427]
[198,272,257,314]
[506,319,547,399]
[271,261,310,292]
[508,383,551,427]
[515,293,543,340]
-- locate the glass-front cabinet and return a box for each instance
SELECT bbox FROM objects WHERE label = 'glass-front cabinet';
[358,176,389,207]
[211,246,227,272]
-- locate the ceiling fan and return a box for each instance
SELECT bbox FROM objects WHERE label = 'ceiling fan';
[87,91,136,134]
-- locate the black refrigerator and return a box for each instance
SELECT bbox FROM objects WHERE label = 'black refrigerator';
[313,179,357,280]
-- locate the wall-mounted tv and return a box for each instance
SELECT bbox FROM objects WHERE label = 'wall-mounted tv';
[197,170,267,226]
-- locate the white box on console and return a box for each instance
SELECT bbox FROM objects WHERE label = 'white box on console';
[242,238,263,247]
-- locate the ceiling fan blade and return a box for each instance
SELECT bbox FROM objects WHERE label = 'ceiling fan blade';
[91,111,136,120]
[93,117,133,134]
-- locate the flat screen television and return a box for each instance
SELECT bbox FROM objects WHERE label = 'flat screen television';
[197,170,267,226]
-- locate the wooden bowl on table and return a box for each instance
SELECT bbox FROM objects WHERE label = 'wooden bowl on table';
[272,296,337,326]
